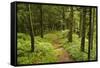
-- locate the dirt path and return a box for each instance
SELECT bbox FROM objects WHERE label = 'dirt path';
[52,38,73,62]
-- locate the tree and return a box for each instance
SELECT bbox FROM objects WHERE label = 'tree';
[88,7,94,60]
[79,8,83,37]
[68,6,73,42]
[62,6,65,30]
[90,8,95,49]
[28,4,34,52]
[80,7,86,52]
[39,5,44,38]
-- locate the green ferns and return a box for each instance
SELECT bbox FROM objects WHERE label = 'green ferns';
[17,30,96,64]
[62,33,96,61]
[17,33,58,64]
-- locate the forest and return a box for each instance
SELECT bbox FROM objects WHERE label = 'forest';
[17,3,97,64]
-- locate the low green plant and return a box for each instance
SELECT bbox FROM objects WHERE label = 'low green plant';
[17,30,96,64]
[17,33,58,64]
[61,33,96,61]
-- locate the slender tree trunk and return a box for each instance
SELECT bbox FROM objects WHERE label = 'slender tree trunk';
[88,7,93,60]
[40,5,43,38]
[79,8,83,37]
[90,8,94,49]
[81,7,86,52]
[68,7,73,42]
[62,6,65,30]
[28,4,34,52]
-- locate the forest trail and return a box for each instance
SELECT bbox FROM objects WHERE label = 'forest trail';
[52,37,73,62]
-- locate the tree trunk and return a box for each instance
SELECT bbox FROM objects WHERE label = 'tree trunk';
[88,7,93,60]
[80,7,86,52]
[28,4,34,52]
[62,6,65,30]
[68,7,73,42]
[79,8,83,37]
[90,8,94,49]
[40,5,43,38]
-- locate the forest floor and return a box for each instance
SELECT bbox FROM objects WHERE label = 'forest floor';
[17,30,96,64]
[52,35,73,62]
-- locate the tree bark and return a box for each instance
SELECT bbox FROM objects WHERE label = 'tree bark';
[90,8,94,49]
[81,7,86,52]
[28,4,34,52]
[40,5,43,38]
[79,8,83,37]
[88,7,93,60]
[62,6,65,30]
[68,7,73,42]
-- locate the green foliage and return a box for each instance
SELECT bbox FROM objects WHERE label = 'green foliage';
[61,33,96,61]
[17,33,58,64]
[17,28,96,64]
[17,3,97,64]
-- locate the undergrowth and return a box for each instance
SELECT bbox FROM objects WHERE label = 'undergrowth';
[17,30,96,64]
